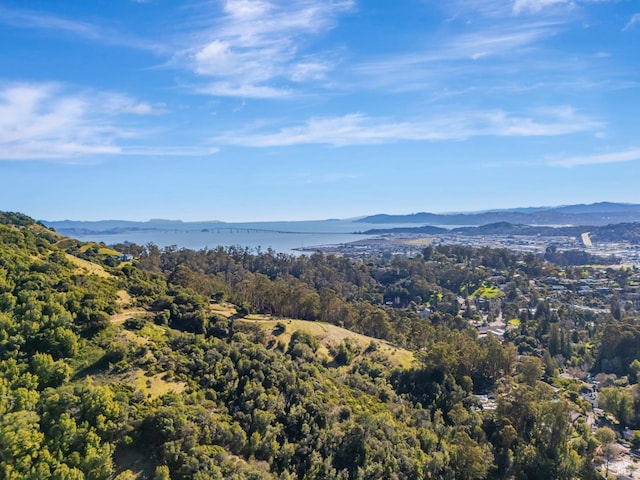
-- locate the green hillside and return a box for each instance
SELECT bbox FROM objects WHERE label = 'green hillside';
[0,212,620,479]
[236,316,415,368]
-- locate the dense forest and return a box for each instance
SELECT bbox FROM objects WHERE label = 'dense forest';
[2,212,640,479]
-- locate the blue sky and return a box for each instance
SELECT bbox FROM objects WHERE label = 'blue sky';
[1,0,639,221]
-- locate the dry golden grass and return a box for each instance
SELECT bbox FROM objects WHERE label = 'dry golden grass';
[130,369,187,398]
[116,290,133,307]
[114,327,149,346]
[96,368,186,400]
[65,253,113,278]
[400,237,434,246]
[79,243,121,256]
[209,302,237,317]
[109,309,149,325]
[238,316,415,368]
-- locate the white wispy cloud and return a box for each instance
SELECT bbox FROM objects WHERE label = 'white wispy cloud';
[549,148,640,167]
[0,83,118,159]
[196,82,292,99]
[0,5,162,52]
[0,82,211,161]
[345,18,566,96]
[93,92,167,116]
[454,0,614,17]
[442,0,512,19]
[445,21,559,59]
[0,5,100,38]
[354,22,556,69]
[513,0,568,15]
[438,0,601,19]
[623,13,640,31]
[342,0,627,105]
[175,0,354,98]
[212,107,601,147]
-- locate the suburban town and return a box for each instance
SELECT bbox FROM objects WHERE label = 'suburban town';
[302,229,640,478]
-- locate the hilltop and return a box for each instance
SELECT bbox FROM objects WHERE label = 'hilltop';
[239,316,415,368]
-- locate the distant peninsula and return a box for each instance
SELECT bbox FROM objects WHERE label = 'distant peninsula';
[360,221,640,244]
[357,202,640,226]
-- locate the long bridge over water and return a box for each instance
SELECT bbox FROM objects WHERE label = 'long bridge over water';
[174,228,353,235]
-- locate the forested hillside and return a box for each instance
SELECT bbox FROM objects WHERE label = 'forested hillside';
[2,212,639,479]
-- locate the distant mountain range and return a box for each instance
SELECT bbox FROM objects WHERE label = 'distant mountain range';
[42,202,640,237]
[356,202,640,226]
[43,218,221,233]
[360,222,640,244]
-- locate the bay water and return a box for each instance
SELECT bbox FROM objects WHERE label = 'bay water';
[49,220,427,255]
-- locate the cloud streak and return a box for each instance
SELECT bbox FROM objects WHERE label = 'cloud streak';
[623,13,640,31]
[446,0,608,18]
[549,148,640,167]
[0,5,163,53]
[212,108,601,147]
[444,21,560,59]
[513,0,568,15]
[344,17,568,97]
[0,5,101,38]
